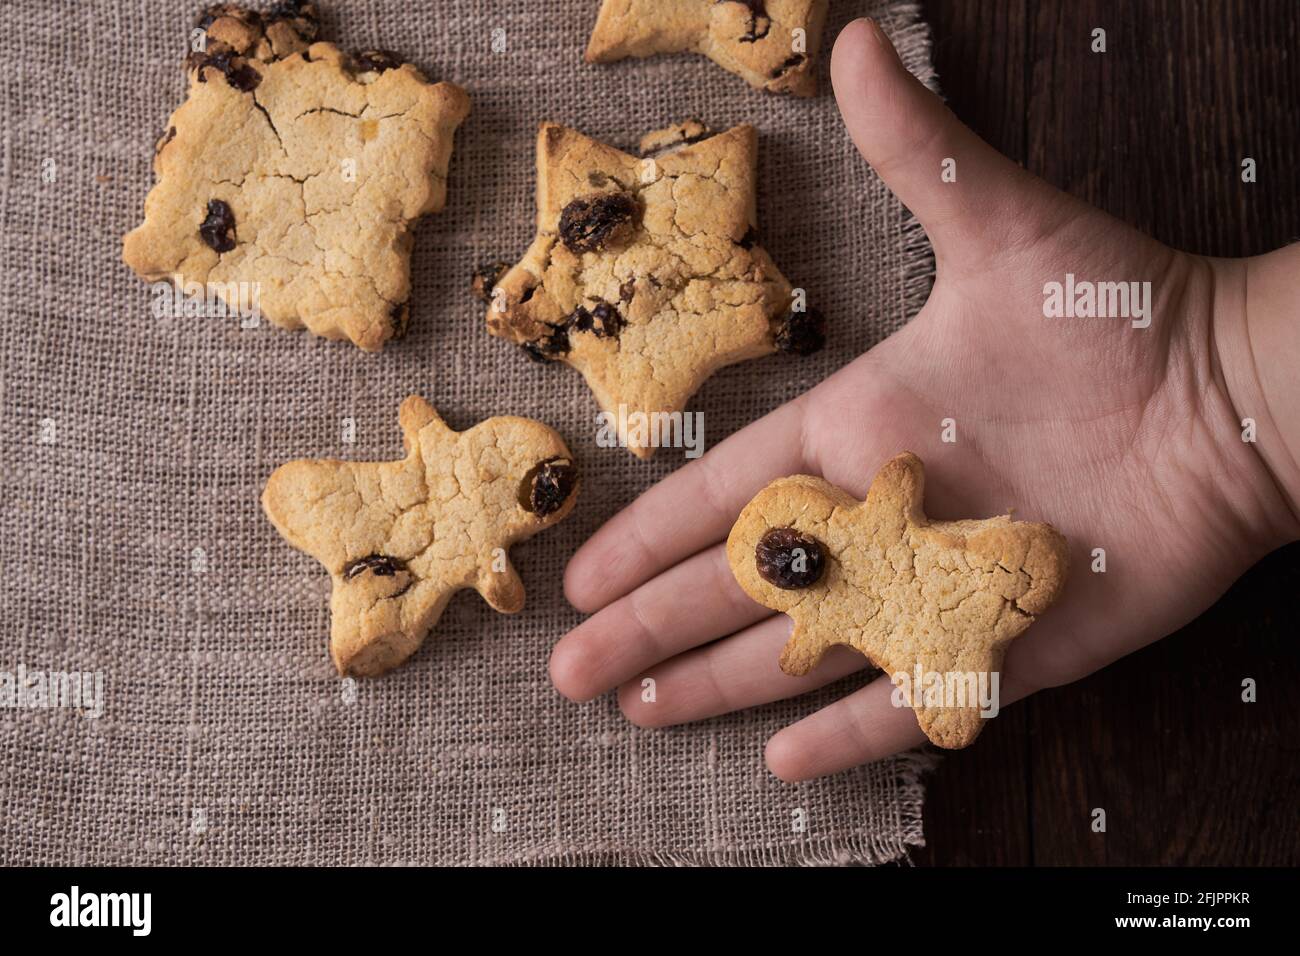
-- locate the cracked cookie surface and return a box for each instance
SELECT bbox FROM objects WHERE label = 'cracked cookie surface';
[486,121,801,459]
[727,453,1069,748]
[262,397,578,676]
[123,2,470,351]
[585,0,829,96]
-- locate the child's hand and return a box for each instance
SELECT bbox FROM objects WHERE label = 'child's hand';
[549,19,1300,780]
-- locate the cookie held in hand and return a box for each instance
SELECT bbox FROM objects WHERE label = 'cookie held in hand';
[726,453,1069,748]
[123,1,470,351]
[262,397,579,676]
[486,120,815,459]
[585,0,830,96]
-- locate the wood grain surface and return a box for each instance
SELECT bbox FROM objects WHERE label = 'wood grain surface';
[911,0,1300,866]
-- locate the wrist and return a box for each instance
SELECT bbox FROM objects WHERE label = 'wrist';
[1208,250,1300,549]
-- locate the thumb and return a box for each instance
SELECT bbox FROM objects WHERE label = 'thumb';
[831,18,1058,269]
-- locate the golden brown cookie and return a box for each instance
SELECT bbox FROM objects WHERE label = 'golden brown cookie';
[262,397,579,676]
[727,453,1069,748]
[485,120,820,459]
[123,2,470,351]
[585,0,829,96]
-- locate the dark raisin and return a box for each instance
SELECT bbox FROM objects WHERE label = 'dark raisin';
[343,554,412,597]
[618,278,636,302]
[519,457,578,518]
[522,321,570,362]
[266,0,318,36]
[266,0,304,14]
[675,120,710,145]
[353,49,403,74]
[225,58,261,90]
[592,302,622,334]
[193,50,261,91]
[542,322,571,355]
[775,307,826,356]
[199,199,237,252]
[260,0,319,56]
[755,528,827,589]
[471,262,510,303]
[570,301,624,338]
[389,302,410,339]
[771,53,806,78]
[344,554,407,578]
[345,554,405,574]
[558,192,638,254]
[729,0,771,42]
[568,306,593,332]
[267,0,313,20]
[737,227,758,249]
[639,121,712,159]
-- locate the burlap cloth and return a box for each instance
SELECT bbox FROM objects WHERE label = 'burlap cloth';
[0,0,937,865]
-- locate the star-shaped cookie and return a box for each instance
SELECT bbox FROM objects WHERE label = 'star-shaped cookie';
[262,397,579,676]
[727,453,1069,748]
[585,0,830,96]
[123,2,470,351]
[485,121,819,459]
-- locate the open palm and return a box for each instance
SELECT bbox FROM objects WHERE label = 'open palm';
[549,19,1299,779]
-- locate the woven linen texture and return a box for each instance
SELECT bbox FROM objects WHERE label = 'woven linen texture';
[0,0,936,865]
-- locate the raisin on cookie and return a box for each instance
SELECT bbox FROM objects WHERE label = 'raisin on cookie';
[585,0,829,97]
[726,453,1069,749]
[486,121,812,459]
[262,397,579,676]
[123,2,470,351]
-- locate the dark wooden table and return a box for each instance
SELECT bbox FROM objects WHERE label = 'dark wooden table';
[911,0,1300,865]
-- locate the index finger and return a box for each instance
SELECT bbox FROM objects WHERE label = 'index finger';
[564,397,810,613]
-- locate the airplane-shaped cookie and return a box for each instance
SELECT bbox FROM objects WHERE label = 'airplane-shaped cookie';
[727,452,1069,748]
[262,397,578,676]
